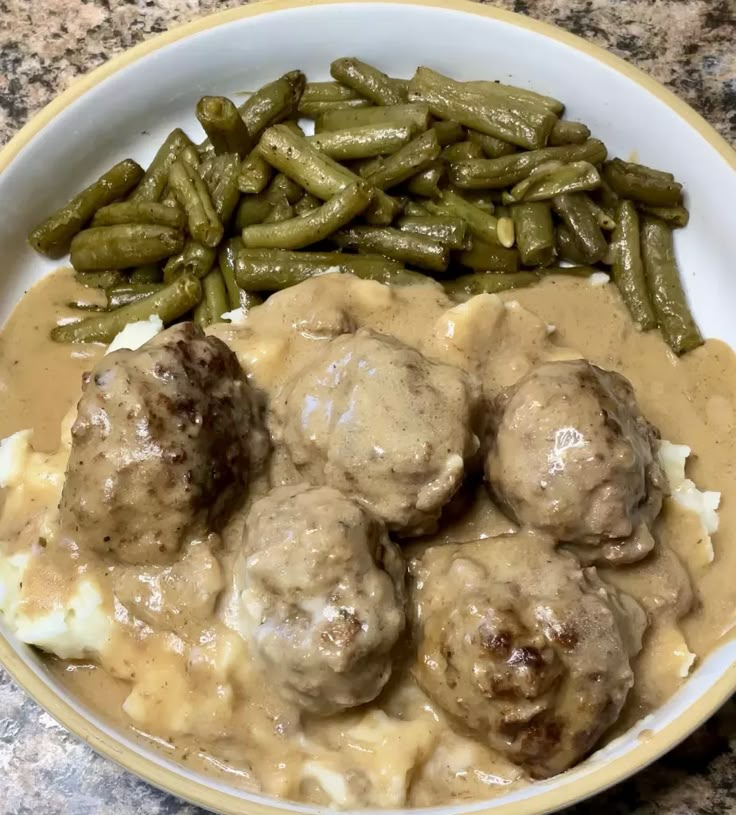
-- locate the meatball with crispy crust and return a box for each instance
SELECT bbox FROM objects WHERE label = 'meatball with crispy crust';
[486,360,667,564]
[60,323,268,565]
[238,484,406,715]
[272,328,480,537]
[410,533,646,777]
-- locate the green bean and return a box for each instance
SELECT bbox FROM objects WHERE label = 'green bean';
[362,129,440,190]
[511,202,556,266]
[52,273,202,344]
[294,193,321,216]
[458,238,520,273]
[403,200,430,217]
[66,300,107,313]
[330,57,407,105]
[309,124,414,160]
[466,129,517,158]
[70,224,184,271]
[180,145,201,169]
[609,200,657,330]
[264,200,295,223]
[29,159,145,257]
[238,149,275,194]
[163,241,217,282]
[235,194,273,229]
[638,204,690,228]
[218,238,244,309]
[397,216,467,249]
[129,129,193,203]
[258,124,400,225]
[75,270,128,289]
[444,272,539,299]
[540,265,603,278]
[462,80,564,115]
[556,225,588,265]
[298,99,373,118]
[106,283,165,310]
[91,201,186,229]
[238,70,306,140]
[409,68,557,150]
[316,103,431,134]
[640,216,702,354]
[586,198,616,230]
[505,161,601,203]
[234,249,425,290]
[196,96,252,157]
[333,226,448,273]
[242,181,372,250]
[426,190,513,248]
[200,153,241,224]
[549,120,591,145]
[193,298,211,328]
[449,139,607,189]
[265,173,305,205]
[406,161,445,197]
[431,120,465,146]
[602,158,683,207]
[301,81,362,103]
[202,268,230,322]
[168,160,223,247]
[441,141,484,162]
[552,193,609,264]
[130,264,163,284]
[448,188,497,213]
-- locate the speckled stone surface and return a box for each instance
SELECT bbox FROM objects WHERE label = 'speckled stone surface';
[1,1,735,813]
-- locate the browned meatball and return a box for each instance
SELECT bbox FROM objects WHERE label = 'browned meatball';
[486,360,666,563]
[238,484,406,715]
[411,533,646,777]
[60,323,268,565]
[272,328,480,537]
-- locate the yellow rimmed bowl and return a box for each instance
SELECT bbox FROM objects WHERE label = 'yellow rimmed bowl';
[1,1,735,812]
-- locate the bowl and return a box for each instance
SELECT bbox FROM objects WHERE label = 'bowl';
[1,1,735,812]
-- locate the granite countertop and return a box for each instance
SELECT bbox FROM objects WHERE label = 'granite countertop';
[1,1,735,813]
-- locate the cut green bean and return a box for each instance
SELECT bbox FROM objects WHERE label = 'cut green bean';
[556,225,588,265]
[467,129,517,158]
[301,81,362,103]
[409,68,557,150]
[553,193,609,264]
[75,270,128,289]
[196,96,252,157]
[266,173,305,205]
[235,194,274,229]
[91,201,186,229]
[309,124,414,160]
[610,200,656,330]
[70,224,184,271]
[169,160,223,247]
[431,120,465,146]
[330,58,407,106]
[602,158,683,207]
[263,200,295,223]
[448,188,497,214]
[29,159,145,257]
[442,141,484,162]
[334,226,448,273]
[234,249,426,290]
[640,217,702,354]
[258,124,400,224]
[130,264,163,284]
[294,192,321,216]
[106,283,165,310]
[362,129,440,190]
[449,139,607,189]
[540,265,603,278]
[505,161,601,203]
[444,272,539,299]
[316,103,431,134]
[403,200,430,217]
[638,204,690,228]
[203,268,230,322]
[549,120,591,145]
[512,202,556,266]
[129,129,193,203]
[462,80,564,115]
[238,70,306,140]
[218,238,245,309]
[242,181,372,250]
[458,238,520,273]
[406,161,445,197]
[200,153,241,224]
[52,273,201,344]
[193,298,211,328]
[163,241,217,282]
[298,99,373,118]
[238,149,275,194]
[397,215,467,249]
[427,189,512,247]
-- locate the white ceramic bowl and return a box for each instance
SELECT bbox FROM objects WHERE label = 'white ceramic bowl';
[1,1,735,813]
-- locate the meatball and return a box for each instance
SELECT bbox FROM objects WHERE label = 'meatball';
[411,533,646,777]
[486,360,666,563]
[60,323,268,565]
[239,484,406,715]
[272,328,479,536]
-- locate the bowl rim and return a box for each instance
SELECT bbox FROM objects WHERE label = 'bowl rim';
[1,1,735,813]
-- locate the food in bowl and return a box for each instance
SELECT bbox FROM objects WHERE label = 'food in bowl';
[0,58,733,809]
